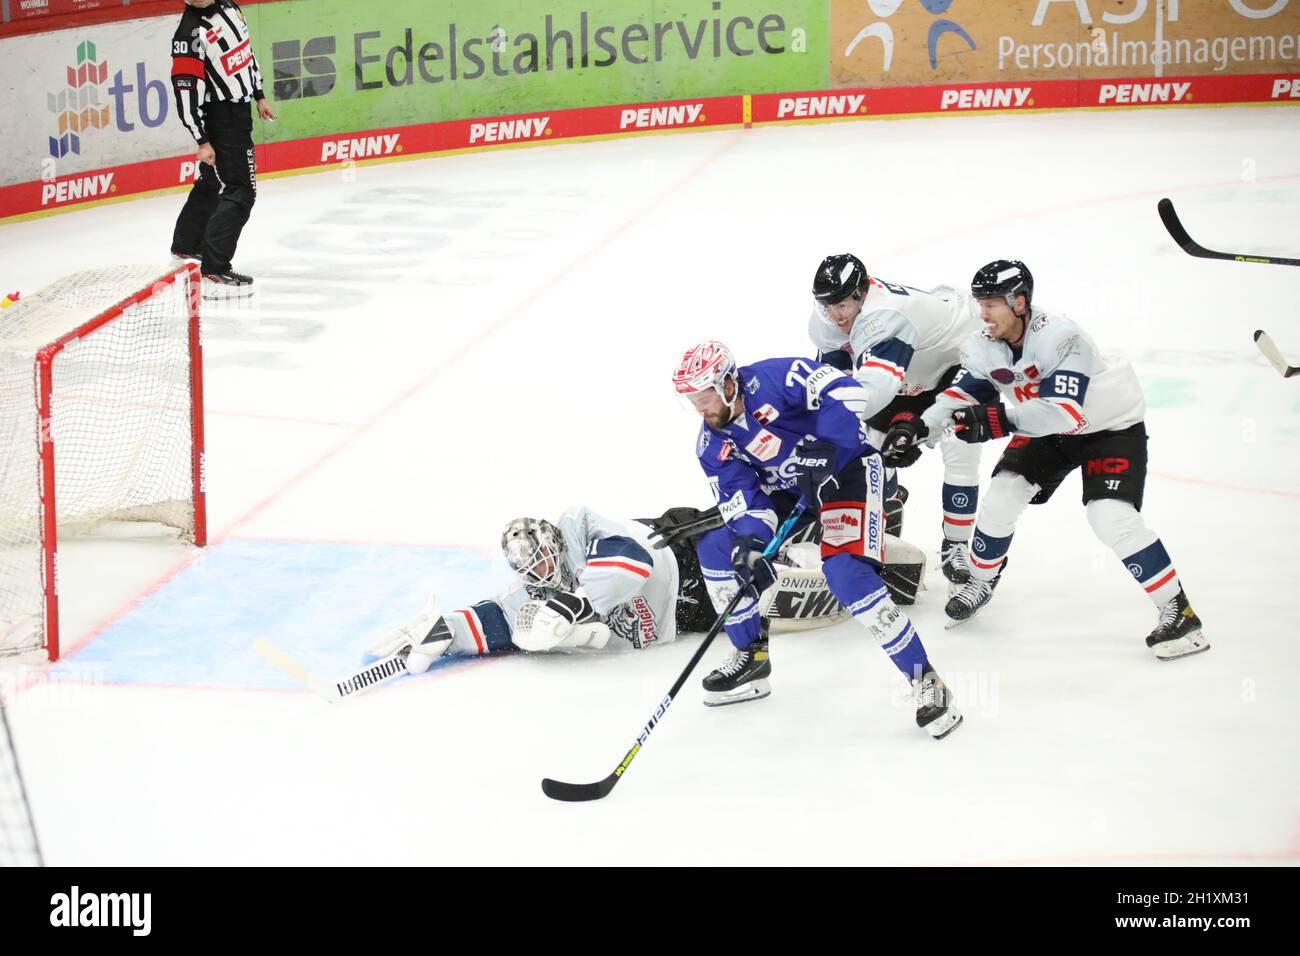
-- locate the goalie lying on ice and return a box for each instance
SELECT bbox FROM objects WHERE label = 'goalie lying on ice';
[368,503,926,673]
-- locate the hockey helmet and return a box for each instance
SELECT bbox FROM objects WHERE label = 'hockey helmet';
[812,253,868,306]
[672,340,738,400]
[502,517,568,589]
[971,260,1033,310]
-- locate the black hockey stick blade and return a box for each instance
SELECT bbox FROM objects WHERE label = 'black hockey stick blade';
[1253,330,1300,379]
[541,773,619,802]
[1158,198,1300,267]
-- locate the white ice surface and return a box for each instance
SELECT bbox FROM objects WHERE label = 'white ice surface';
[1,105,1298,865]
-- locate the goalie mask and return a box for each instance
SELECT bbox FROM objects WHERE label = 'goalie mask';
[502,517,571,590]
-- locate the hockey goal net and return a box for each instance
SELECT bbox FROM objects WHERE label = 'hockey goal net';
[0,692,41,866]
[0,264,206,661]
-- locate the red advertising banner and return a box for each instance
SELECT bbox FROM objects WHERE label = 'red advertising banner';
[1,77,1295,220]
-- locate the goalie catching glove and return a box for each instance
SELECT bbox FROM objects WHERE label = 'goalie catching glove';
[513,589,611,652]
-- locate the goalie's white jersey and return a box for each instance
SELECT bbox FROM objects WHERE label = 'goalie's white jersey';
[922,307,1146,438]
[808,276,980,419]
[446,505,681,654]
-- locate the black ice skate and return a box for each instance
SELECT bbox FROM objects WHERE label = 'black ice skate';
[1145,589,1210,661]
[702,628,771,707]
[913,664,963,740]
[202,269,254,299]
[944,562,1004,628]
[940,537,972,587]
[884,485,908,538]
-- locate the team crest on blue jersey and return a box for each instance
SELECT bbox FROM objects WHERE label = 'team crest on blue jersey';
[697,430,711,457]
[753,403,779,425]
[718,439,736,462]
[745,376,760,394]
[991,368,1015,384]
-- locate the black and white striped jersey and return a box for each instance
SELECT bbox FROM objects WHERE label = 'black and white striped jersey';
[170,0,265,144]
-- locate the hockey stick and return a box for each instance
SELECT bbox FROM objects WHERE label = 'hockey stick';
[541,502,808,803]
[1157,198,1300,267]
[252,639,411,702]
[1253,330,1300,379]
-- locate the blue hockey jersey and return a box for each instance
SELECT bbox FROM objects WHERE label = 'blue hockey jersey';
[694,357,874,543]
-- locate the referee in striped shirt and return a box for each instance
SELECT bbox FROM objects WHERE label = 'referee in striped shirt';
[170,0,274,295]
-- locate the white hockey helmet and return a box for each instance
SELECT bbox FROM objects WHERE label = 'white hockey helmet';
[501,517,569,589]
[672,340,738,400]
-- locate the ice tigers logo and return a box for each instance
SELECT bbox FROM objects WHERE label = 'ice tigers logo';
[608,597,657,649]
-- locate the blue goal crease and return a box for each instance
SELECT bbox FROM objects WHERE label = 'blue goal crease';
[49,539,513,690]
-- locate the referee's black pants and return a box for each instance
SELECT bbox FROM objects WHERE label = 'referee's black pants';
[172,101,257,275]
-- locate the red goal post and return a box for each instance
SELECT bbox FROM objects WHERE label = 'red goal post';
[1,263,206,661]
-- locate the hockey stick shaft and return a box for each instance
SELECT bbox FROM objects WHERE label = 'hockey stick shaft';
[541,502,808,802]
[252,639,410,702]
[1158,198,1300,267]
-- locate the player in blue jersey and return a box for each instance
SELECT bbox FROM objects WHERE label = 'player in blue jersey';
[672,340,963,740]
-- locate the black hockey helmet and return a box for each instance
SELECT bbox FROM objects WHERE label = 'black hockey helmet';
[971,260,1033,309]
[812,253,868,305]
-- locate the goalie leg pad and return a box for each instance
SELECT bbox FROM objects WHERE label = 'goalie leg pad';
[881,534,926,606]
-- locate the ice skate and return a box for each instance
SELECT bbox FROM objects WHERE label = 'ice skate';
[940,537,972,588]
[202,268,254,299]
[1146,589,1209,661]
[913,665,963,739]
[702,630,771,707]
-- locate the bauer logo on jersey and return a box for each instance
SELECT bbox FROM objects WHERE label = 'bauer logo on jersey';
[745,429,782,462]
[753,403,780,425]
[991,368,1015,385]
[821,506,864,547]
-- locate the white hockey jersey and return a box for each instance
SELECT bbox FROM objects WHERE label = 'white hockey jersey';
[808,276,980,420]
[922,307,1146,439]
[445,505,681,655]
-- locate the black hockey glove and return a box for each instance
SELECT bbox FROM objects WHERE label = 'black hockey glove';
[543,590,598,625]
[952,403,1011,443]
[731,535,778,597]
[792,438,840,512]
[882,412,929,467]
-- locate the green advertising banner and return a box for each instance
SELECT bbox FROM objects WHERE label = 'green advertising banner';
[246,0,829,141]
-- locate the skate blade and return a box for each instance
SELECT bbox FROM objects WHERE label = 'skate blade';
[202,283,254,300]
[703,679,771,707]
[1152,632,1210,661]
[943,615,977,631]
[923,708,963,740]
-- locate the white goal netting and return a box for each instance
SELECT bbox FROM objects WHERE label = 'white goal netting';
[0,265,204,659]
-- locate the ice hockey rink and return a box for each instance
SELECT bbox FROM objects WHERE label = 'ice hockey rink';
[1,103,1298,866]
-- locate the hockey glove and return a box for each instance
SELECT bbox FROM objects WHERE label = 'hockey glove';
[542,589,599,626]
[731,535,778,597]
[882,412,929,467]
[951,403,1011,444]
[792,438,840,512]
